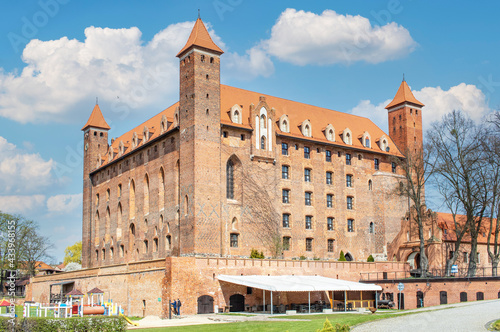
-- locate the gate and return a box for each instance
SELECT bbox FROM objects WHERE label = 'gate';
[439,291,447,305]
[229,294,245,312]
[197,295,214,314]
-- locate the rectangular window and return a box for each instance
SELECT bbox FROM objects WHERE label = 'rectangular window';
[347,196,353,210]
[230,234,238,248]
[282,214,290,228]
[282,189,290,204]
[346,153,351,165]
[282,142,288,155]
[374,158,379,170]
[392,162,397,173]
[463,252,468,263]
[326,172,333,184]
[346,175,352,187]
[282,165,289,179]
[304,168,311,182]
[326,150,332,162]
[304,146,310,159]
[283,237,291,251]
[305,192,312,206]
[327,239,334,252]
[347,219,354,232]
[327,217,334,231]
[306,238,313,252]
[305,216,312,229]
[327,194,333,208]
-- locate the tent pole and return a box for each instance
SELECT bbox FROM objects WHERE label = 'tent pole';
[263,290,265,314]
[344,291,346,312]
[271,291,273,315]
[308,292,311,314]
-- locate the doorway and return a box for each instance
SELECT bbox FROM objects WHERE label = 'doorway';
[460,292,467,302]
[229,294,245,312]
[197,295,214,314]
[398,292,405,310]
[439,291,447,305]
[416,291,424,308]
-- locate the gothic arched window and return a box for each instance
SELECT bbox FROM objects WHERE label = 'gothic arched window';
[227,160,234,199]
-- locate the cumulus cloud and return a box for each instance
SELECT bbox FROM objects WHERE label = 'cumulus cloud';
[263,8,416,66]
[223,46,275,80]
[0,195,46,214]
[0,136,57,193]
[350,83,491,132]
[46,193,82,213]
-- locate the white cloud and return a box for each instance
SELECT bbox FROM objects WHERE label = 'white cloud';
[350,83,491,132]
[223,46,275,80]
[0,136,56,193]
[263,8,416,66]
[46,194,82,213]
[0,195,46,214]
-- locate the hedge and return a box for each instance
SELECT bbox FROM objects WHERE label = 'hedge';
[0,316,127,332]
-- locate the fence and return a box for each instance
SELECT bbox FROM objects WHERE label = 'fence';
[360,266,499,281]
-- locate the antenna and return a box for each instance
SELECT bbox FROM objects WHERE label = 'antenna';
[402,73,405,82]
[198,9,200,19]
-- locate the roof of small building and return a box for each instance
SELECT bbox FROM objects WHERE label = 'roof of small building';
[66,289,84,297]
[437,212,494,244]
[176,18,224,58]
[87,287,104,294]
[82,104,111,131]
[385,80,424,109]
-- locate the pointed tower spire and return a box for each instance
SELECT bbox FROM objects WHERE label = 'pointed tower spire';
[82,104,110,131]
[385,80,424,110]
[176,18,224,58]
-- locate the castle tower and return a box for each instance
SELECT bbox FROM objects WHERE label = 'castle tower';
[385,79,424,156]
[81,104,110,268]
[176,18,224,255]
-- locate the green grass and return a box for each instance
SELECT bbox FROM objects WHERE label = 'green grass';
[218,313,256,317]
[133,312,407,331]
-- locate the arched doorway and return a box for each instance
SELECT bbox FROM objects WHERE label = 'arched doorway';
[407,251,420,269]
[476,292,484,301]
[398,293,405,310]
[229,294,245,312]
[197,295,214,314]
[440,291,447,305]
[416,291,424,308]
[460,292,467,302]
[345,253,353,261]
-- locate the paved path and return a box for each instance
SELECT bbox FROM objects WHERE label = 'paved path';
[352,299,500,332]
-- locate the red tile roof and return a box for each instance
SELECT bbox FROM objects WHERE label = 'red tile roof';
[66,289,84,297]
[176,18,224,58]
[87,287,104,294]
[82,105,111,131]
[437,212,495,244]
[385,80,424,109]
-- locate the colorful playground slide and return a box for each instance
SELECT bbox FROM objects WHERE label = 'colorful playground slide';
[120,313,139,326]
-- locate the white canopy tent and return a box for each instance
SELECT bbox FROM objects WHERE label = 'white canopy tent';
[218,275,382,314]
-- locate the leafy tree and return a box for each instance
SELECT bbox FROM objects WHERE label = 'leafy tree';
[339,250,346,261]
[367,255,374,262]
[64,241,82,264]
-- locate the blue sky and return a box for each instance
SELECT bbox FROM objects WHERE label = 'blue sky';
[0,0,499,262]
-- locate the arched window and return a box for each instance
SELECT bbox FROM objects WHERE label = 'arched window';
[94,211,100,239]
[232,217,238,230]
[261,136,266,150]
[346,132,351,144]
[166,235,172,250]
[184,195,189,216]
[233,111,240,123]
[158,167,165,210]
[143,174,150,214]
[328,129,334,141]
[129,180,136,219]
[304,125,310,137]
[226,160,234,199]
[282,120,288,132]
[260,115,266,129]
[369,222,374,234]
[368,180,373,191]
[105,207,110,235]
[117,203,123,238]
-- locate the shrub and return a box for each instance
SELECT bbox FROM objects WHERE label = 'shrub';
[316,318,350,332]
[299,255,307,260]
[0,316,127,332]
[339,250,346,261]
[250,249,264,259]
[367,255,374,262]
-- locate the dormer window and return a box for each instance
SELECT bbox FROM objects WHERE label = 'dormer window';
[143,126,149,144]
[379,135,389,152]
[362,131,371,148]
[132,133,139,148]
[325,124,335,142]
[119,141,125,156]
[108,146,114,162]
[160,115,168,134]
[301,120,312,137]
[279,114,290,133]
[230,104,242,124]
[343,128,352,145]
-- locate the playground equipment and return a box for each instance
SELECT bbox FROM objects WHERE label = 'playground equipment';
[120,313,139,326]
[23,287,124,318]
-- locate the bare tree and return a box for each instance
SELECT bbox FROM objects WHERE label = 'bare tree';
[395,146,435,276]
[428,110,490,277]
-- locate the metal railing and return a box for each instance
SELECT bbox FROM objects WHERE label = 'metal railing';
[360,266,499,281]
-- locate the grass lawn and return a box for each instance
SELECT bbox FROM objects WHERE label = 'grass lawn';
[492,319,500,331]
[133,312,406,331]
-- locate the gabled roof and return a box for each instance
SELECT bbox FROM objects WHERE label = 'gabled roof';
[87,287,104,294]
[82,105,111,131]
[176,18,224,58]
[437,212,493,244]
[385,80,424,109]
[66,289,84,297]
